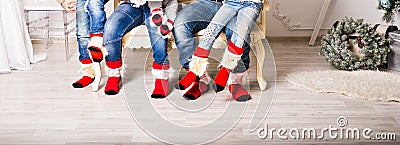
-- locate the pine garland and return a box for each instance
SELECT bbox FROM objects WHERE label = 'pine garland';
[320,17,390,71]
[378,0,400,23]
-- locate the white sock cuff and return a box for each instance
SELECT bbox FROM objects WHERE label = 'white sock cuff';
[189,56,209,76]
[221,49,242,70]
[152,67,173,80]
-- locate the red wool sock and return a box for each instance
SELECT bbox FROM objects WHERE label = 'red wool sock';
[151,8,163,26]
[152,79,169,98]
[214,67,230,92]
[104,60,122,95]
[183,81,209,100]
[72,58,94,88]
[175,71,198,90]
[229,84,251,102]
[72,76,94,88]
[88,33,104,62]
[160,19,174,36]
[151,62,170,98]
[214,41,244,92]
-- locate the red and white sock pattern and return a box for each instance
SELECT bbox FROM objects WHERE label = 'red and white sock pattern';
[183,71,211,100]
[72,58,95,88]
[160,19,174,38]
[151,62,170,99]
[214,41,244,92]
[151,8,164,27]
[228,72,251,101]
[88,33,104,62]
[175,47,210,90]
[104,59,122,95]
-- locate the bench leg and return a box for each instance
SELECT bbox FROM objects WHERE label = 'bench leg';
[63,11,69,60]
[252,33,268,91]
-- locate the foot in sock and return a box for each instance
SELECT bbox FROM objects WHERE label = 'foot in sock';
[229,84,251,101]
[175,71,198,90]
[228,72,251,101]
[183,72,210,100]
[72,58,95,88]
[88,33,104,63]
[213,67,230,93]
[160,19,174,38]
[151,62,171,99]
[104,60,122,95]
[213,41,244,92]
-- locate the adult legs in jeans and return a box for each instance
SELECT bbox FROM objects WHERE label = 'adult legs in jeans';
[72,0,96,89]
[103,3,145,95]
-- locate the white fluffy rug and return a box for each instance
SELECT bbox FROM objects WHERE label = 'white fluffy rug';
[286,70,400,102]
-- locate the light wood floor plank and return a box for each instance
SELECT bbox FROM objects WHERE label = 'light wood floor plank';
[0,38,399,144]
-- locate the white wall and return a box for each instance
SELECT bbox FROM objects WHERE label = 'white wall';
[265,0,390,37]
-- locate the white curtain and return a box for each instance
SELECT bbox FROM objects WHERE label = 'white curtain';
[0,0,46,74]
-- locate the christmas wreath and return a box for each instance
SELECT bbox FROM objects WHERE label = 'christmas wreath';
[378,0,400,23]
[320,17,390,71]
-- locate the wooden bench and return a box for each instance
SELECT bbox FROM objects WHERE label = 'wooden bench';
[116,0,269,90]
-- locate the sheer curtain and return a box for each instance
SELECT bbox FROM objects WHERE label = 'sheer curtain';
[0,0,46,73]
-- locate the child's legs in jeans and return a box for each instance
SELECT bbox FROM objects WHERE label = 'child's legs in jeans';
[197,1,239,50]
[143,4,169,65]
[225,24,251,73]
[230,2,261,48]
[76,0,91,61]
[87,0,107,34]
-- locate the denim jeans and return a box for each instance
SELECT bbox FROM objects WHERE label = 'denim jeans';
[76,0,91,60]
[86,0,109,34]
[173,0,253,73]
[104,3,168,65]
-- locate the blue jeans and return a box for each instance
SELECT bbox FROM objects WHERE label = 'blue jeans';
[76,0,91,60]
[87,0,109,34]
[198,0,261,49]
[104,3,168,65]
[76,0,108,60]
[173,0,253,73]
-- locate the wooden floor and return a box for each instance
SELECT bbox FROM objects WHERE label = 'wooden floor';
[0,38,399,144]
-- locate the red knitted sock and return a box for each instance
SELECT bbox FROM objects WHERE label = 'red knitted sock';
[72,58,94,88]
[213,67,230,92]
[160,19,173,37]
[229,84,251,102]
[152,79,169,98]
[88,33,104,62]
[175,71,197,90]
[104,60,122,95]
[151,8,163,27]
[183,80,209,100]
[151,62,170,98]
[214,41,244,92]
